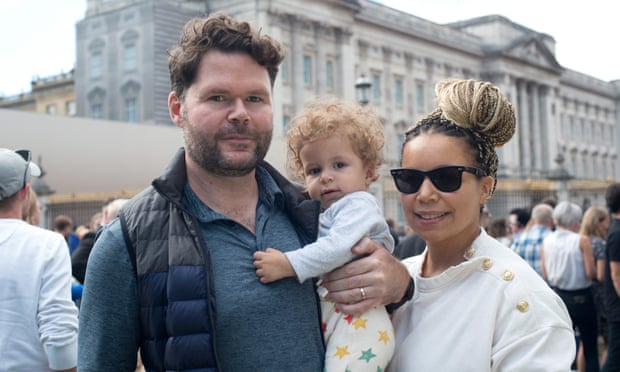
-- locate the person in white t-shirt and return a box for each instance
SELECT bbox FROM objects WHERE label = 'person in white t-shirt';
[0,148,78,372]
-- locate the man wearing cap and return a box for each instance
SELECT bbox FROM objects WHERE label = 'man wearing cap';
[0,148,78,372]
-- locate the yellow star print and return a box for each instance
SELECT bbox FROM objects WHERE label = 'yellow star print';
[378,330,390,344]
[352,316,368,330]
[334,345,351,360]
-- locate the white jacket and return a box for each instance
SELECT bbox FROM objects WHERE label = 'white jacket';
[389,229,574,372]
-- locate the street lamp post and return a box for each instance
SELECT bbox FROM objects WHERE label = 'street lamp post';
[354,73,383,211]
[355,74,372,106]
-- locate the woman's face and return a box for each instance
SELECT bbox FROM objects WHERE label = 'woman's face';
[598,215,610,237]
[398,132,493,248]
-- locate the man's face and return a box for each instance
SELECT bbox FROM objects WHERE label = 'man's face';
[170,50,273,177]
[508,214,520,234]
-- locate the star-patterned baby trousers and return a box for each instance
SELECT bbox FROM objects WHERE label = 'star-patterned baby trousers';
[322,298,395,372]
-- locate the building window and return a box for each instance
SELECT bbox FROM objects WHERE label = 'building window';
[593,123,600,144]
[326,60,334,91]
[394,78,403,105]
[123,44,137,71]
[66,101,76,116]
[303,55,312,86]
[280,57,288,82]
[282,115,290,136]
[372,74,381,100]
[46,104,57,115]
[90,104,102,119]
[395,132,404,160]
[124,98,137,122]
[415,82,424,111]
[593,157,598,179]
[90,52,102,79]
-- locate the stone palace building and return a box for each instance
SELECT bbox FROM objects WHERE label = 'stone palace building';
[9,0,620,228]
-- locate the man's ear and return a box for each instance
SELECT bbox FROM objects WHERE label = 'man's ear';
[168,92,183,128]
[19,184,30,201]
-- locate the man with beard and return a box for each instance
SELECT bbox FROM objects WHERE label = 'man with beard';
[77,13,411,371]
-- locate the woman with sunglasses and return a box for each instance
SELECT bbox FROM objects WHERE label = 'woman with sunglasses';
[387,79,575,371]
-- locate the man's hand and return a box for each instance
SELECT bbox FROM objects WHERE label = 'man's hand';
[253,248,296,283]
[321,238,410,315]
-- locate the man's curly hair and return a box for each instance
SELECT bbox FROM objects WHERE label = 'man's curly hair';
[168,13,285,99]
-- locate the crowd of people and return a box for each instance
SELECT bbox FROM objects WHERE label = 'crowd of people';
[2,11,620,372]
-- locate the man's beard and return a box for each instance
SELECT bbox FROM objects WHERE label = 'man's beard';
[182,116,272,177]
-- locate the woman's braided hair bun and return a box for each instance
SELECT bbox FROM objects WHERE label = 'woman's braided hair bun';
[435,79,516,147]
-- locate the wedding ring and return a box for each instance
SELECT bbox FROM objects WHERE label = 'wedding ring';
[359,287,367,300]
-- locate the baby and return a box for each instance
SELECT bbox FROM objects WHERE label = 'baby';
[254,99,395,371]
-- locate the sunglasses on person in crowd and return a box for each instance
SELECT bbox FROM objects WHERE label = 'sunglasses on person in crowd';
[390,165,487,194]
[15,149,32,188]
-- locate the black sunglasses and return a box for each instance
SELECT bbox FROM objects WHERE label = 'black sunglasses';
[391,165,487,194]
[15,149,32,188]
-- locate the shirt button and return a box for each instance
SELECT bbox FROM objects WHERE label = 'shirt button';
[482,258,493,270]
[502,269,514,281]
[516,300,529,312]
[464,247,475,259]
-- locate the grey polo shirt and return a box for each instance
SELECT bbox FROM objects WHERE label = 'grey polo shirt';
[185,167,324,371]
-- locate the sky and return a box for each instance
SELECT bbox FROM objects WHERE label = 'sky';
[0,0,616,97]
[0,0,86,96]
[380,0,618,82]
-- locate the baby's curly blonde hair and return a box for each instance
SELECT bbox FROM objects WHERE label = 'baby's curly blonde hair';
[287,99,385,181]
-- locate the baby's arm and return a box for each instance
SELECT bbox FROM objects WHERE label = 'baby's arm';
[253,248,296,283]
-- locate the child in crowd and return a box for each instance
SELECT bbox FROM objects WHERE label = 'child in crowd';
[254,99,395,371]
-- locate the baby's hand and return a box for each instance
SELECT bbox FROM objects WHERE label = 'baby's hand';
[253,248,295,283]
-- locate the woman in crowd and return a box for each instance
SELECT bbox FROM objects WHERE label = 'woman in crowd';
[578,205,610,370]
[388,79,574,371]
[542,201,599,372]
[23,188,40,226]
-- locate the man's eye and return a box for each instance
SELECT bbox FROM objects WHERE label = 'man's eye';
[208,96,225,102]
[247,96,263,103]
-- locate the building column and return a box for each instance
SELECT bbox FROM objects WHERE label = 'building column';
[494,73,518,177]
[404,52,415,119]
[290,16,303,114]
[382,46,393,115]
[539,85,553,171]
[531,83,542,173]
[517,79,531,177]
[424,57,435,113]
[314,22,326,95]
[336,28,353,99]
